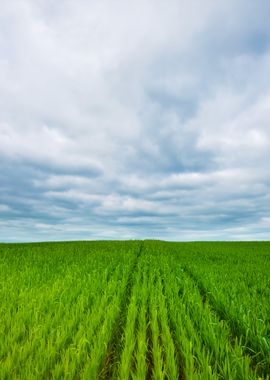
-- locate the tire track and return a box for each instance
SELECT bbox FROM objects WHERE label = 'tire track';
[182,265,269,379]
[146,302,154,380]
[160,272,186,380]
[98,241,144,379]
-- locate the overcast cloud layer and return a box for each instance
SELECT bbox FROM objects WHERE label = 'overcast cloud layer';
[1,0,270,241]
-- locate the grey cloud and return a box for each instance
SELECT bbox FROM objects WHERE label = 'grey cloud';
[1,0,270,241]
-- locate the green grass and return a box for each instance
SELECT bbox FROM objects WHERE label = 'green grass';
[0,240,269,379]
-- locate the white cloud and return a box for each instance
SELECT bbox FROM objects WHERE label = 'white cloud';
[33,174,94,189]
[0,204,10,212]
[1,0,270,240]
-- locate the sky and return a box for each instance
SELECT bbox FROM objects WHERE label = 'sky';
[1,0,270,242]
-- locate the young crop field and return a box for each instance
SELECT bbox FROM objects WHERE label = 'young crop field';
[0,240,269,379]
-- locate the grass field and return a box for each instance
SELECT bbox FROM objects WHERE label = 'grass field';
[0,240,269,379]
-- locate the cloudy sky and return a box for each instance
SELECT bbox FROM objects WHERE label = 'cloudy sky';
[1,0,270,242]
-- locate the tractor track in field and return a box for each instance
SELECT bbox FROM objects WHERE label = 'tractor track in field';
[160,272,186,380]
[98,241,144,379]
[146,301,154,380]
[182,265,269,379]
[164,265,254,380]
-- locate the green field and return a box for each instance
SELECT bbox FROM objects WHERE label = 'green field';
[0,241,269,379]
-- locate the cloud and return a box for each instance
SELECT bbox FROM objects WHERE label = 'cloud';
[0,204,10,212]
[1,0,270,241]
